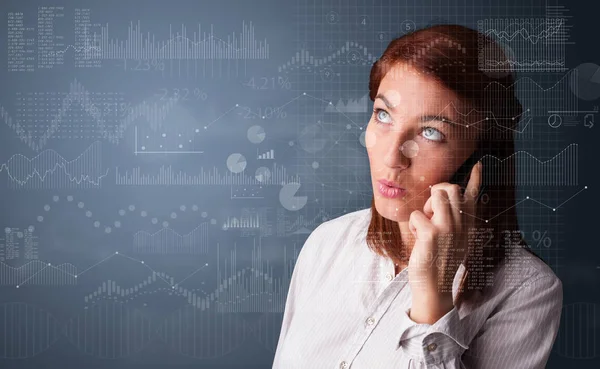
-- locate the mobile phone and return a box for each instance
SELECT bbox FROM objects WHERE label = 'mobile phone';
[449,147,487,195]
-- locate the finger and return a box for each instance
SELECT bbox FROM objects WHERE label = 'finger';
[429,183,464,222]
[424,183,449,217]
[429,189,453,231]
[423,195,433,218]
[408,210,436,267]
[408,210,436,241]
[408,218,417,237]
[447,184,464,223]
[464,161,482,205]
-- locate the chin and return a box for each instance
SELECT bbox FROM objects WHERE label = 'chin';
[374,198,412,222]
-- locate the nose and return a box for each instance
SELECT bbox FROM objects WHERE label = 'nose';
[383,129,412,169]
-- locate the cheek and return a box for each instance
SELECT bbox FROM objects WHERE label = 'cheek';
[413,153,455,184]
[365,123,378,150]
[365,125,381,166]
[413,161,442,183]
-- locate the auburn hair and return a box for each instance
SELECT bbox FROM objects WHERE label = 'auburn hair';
[366,24,542,306]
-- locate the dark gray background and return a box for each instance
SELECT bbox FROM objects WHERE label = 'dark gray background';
[0,0,598,368]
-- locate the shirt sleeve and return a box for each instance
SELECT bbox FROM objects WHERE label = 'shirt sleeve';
[397,274,563,368]
[272,246,305,368]
[272,224,323,368]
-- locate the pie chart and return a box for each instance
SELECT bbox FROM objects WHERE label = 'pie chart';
[255,167,271,183]
[247,125,266,144]
[298,124,328,153]
[226,153,247,173]
[279,182,308,211]
[570,63,600,101]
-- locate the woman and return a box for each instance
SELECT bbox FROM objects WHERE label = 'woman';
[273,24,562,369]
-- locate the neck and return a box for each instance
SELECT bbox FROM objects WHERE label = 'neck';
[397,220,416,254]
[394,221,416,274]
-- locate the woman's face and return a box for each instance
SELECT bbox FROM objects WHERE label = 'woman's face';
[366,64,479,222]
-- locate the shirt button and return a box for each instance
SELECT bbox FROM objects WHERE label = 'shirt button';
[427,343,438,352]
[366,317,375,325]
[385,273,393,281]
[340,361,349,369]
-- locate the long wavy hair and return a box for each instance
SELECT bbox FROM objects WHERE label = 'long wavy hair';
[366,24,542,306]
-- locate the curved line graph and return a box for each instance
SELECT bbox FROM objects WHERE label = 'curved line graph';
[484,19,564,44]
[0,141,108,188]
[133,223,210,254]
[480,143,579,186]
[478,18,567,72]
[1,79,179,152]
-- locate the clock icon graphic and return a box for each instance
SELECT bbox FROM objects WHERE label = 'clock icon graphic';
[547,114,562,128]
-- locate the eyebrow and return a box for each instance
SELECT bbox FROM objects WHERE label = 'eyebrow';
[374,94,397,112]
[420,115,457,126]
[375,94,457,126]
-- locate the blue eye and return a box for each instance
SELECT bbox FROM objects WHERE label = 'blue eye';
[421,127,444,142]
[372,108,446,143]
[373,108,392,124]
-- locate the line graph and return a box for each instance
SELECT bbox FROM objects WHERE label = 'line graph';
[509,71,578,116]
[484,18,564,44]
[278,41,377,72]
[0,141,108,189]
[133,223,210,255]
[1,79,179,151]
[67,19,269,61]
[481,143,579,186]
[0,261,77,286]
[0,238,297,358]
[478,18,568,72]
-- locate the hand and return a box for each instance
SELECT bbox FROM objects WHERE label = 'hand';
[407,161,482,324]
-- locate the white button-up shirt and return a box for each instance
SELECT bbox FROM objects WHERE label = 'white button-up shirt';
[273,208,563,369]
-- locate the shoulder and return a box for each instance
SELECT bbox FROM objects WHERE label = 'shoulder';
[323,207,371,227]
[513,247,562,302]
[295,207,371,271]
[303,207,370,250]
[476,246,563,313]
[497,246,562,291]
[459,247,563,343]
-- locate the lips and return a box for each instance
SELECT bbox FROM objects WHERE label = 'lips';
[377,179,406,199]
[378,179,404,189]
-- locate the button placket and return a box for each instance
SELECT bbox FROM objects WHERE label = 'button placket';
[342,258,408,368]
